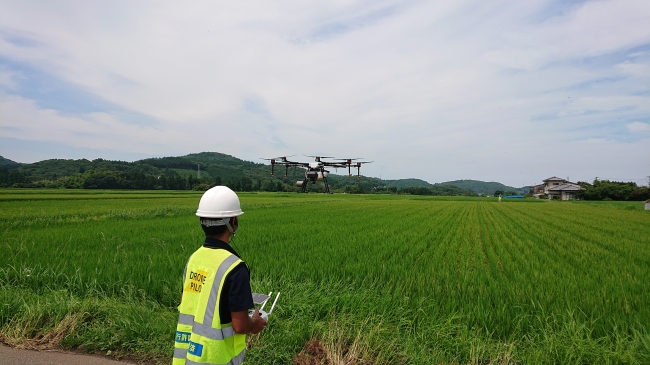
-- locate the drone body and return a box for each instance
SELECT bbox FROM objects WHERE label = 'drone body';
[261,156,372,193]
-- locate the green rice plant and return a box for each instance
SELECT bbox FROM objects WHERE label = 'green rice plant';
[1,190,649,363]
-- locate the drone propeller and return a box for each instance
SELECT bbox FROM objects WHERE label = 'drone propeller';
[261,156,296,176]
[261,155,294,162]
[334,158,370,166]
[305,155,335,162]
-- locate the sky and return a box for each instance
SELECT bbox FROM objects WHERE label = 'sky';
[1,0,649,188]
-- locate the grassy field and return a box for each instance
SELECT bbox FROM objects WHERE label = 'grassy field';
[1,189,649,364]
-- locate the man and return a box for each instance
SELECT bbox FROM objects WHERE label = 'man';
[173,186,267,365]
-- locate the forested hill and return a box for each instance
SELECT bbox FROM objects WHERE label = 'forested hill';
[2,153,647,199]
[0,152,474,195]
[0,155,21,169]
[384,178,432,188]
[439,180,529,195]
[384,178,527,195]
[0,152,366,192]
[1,152,272,189]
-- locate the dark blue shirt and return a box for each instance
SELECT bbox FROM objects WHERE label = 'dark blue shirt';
[203,237,254,324]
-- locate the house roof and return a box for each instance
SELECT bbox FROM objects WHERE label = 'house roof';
[543,176,567,182]
[547,183,582,192]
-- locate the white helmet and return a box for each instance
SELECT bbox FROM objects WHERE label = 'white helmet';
[196,186,244,218]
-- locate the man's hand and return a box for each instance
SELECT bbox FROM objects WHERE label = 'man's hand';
[249,309,268,334]
[232,309,268,334]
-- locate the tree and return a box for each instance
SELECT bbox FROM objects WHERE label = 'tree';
[0,167,27,187]
[240,177,253,192]
[578,180,642,201]
[157,175,167,189]
[252,179,261,191]
[630,187,650,201]
[345,184,364,194]
[227,178,241,191]
[260,179,286,192]
[187,175,198,189]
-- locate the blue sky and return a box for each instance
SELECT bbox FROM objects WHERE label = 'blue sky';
[0,0,648,187]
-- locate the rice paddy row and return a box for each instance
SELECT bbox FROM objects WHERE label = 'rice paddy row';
[1,189,648,364]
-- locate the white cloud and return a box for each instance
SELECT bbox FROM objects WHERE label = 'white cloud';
[0,0,649,186]
[0,67,18,89]
[626,122,650,133]
[484,0,650,70]
[0,93,182,152]
[617,60,650,77]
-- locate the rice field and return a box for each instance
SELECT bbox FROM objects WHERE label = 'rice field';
[1,189,649,364]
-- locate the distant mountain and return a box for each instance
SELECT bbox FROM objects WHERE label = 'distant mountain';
[0,155,22,169]
[0,152,521,195]
[1,152,381,192]
[383,178,433,188]
[383,178,527,195]
[440,180,528,195]
[7,152,268,183]
[140,152,270,181]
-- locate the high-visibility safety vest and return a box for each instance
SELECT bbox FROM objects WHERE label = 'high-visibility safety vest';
[173,247,247,365]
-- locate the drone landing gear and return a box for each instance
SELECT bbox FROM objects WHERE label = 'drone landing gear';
[299,177,332,194]
[323,176,331,194]
[300,178,308,193]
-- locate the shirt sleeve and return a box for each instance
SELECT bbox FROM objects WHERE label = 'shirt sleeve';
[227,263,254,313]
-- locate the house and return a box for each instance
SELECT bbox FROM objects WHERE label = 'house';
[530,176,583,200]
[645,199,650,211]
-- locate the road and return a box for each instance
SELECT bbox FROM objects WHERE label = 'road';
[0,344,136,365]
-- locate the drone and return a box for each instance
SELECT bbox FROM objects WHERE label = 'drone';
[261,155,372,193]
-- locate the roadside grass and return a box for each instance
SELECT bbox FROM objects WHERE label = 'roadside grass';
[1,190,649,364]
[3,282,648,364]
[0,286,174,363]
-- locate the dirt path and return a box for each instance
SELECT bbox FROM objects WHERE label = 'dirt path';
[0,344,136,365]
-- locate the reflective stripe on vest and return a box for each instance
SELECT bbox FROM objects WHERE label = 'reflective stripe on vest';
[178,313,193,325]
[174,347,188,358]
[203,255,241,330]
[177,313,238,340]
[174,250,246,365]
[184,349,245,365]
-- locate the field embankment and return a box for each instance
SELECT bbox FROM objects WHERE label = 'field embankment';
[1,190,649,364]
